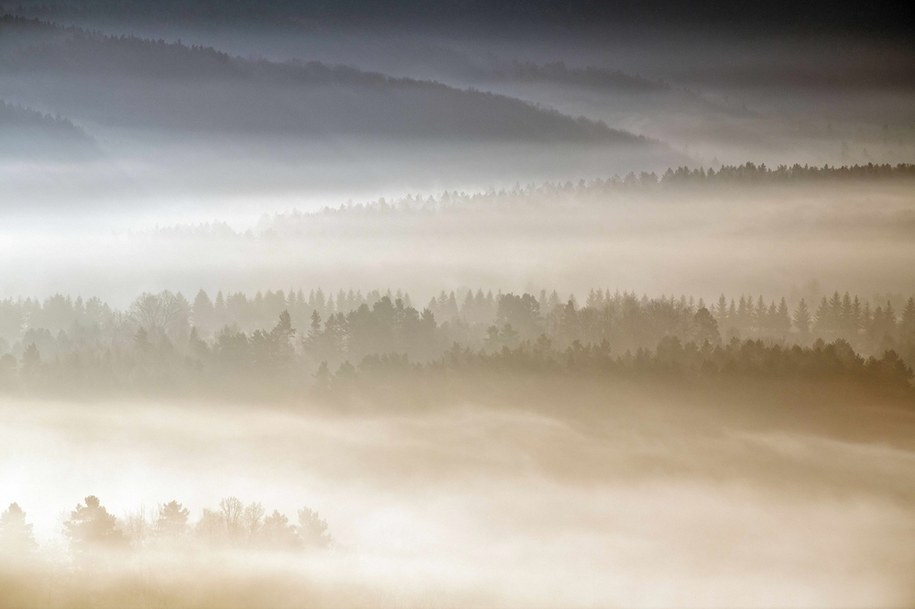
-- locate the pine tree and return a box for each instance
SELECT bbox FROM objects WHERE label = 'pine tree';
[155,501,190,537]
[901,297,915,339]
[793,299,812,335]
[64,496,127,557]
[715,294,728,324]
[0,503,37,555]
[840,292,853,333]
[192,289,215,333]
[754,296,767,331]
[813,297,831,334]
[775,298,791,336]
[737,296,750,328]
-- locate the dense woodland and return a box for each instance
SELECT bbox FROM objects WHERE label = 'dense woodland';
[1,286,912,397]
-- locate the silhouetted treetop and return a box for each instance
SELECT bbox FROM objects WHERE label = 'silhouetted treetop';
[64,496,127,557]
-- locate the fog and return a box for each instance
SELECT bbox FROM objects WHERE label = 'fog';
[2,174,913,304]
[2,1,914,606]
[2,375,914,607]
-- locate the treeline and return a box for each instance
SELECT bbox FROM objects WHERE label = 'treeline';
[0,99,85,135]
[0,98,96,157]
[295,162,915,217]
[488,60,668,93]
[2,287,913,359]
[0,288,913,397]
[0,496,331,560]
[128,163,915,239]
[388,336,913,391]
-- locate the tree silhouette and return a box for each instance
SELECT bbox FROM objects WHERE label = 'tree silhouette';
[0,503,37,556]
[691,307,720,344]
[195,508,226,543]
[155,500,190,537]
[129,291,189,339]
[297,507,331,549]
[63,496,127,557]
[242,502,265,542]
[219,497,244,543]
[20,343,41,373]
[261,510,300,550]
[793,299,812,336]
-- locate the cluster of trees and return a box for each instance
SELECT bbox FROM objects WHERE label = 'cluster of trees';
[0,497,330,561]
[0,288,413,348]
[711,291,910,347]
[1,288,913,397]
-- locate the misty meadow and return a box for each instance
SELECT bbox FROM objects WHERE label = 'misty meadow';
[1,1,914,608]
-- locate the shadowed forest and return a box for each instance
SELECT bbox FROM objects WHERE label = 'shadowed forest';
[1,286,914,398]
[2,1,914,607]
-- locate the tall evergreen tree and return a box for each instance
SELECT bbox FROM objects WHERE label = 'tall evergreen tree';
[793,299,812,336]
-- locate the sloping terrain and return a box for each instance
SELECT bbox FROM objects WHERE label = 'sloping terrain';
[0,16,654,143]
[0,98,96,158]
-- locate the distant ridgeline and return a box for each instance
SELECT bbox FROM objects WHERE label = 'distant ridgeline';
[129,163,915,236]
[0,14,646,142]
[0,101,78,132]
[0,99,95,157]
[0,288,913,398]
[268,162,915,217]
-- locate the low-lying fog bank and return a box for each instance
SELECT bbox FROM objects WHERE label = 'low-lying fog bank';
[2,169,913,304]
[2,377,913,608]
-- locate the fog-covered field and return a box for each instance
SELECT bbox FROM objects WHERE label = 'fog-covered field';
[2,376,914,608]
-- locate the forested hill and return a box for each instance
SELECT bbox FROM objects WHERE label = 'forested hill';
[243,162,915,219]
[0,100,80,133]
[0,15,652,142]
[0,99,95,157]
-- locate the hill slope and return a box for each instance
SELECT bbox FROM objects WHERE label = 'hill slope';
[0,98,96,158]
[0,15,655,144]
